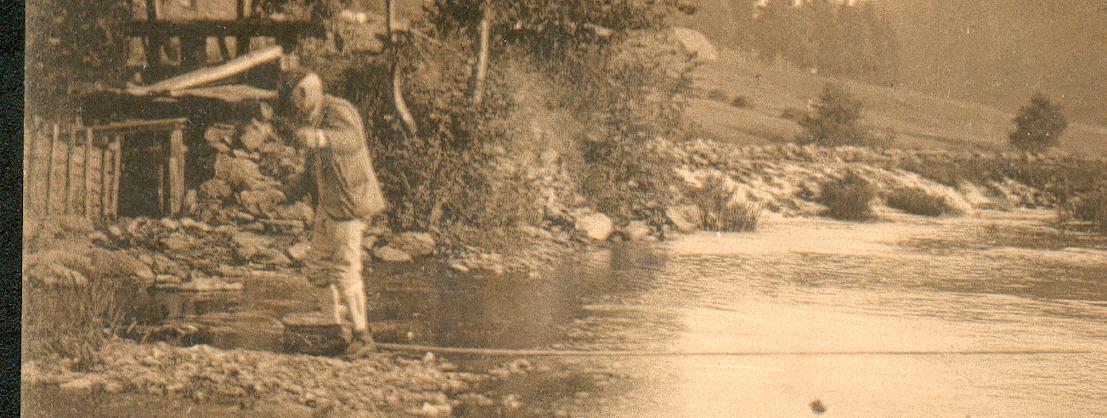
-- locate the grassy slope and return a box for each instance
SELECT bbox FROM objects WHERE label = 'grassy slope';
[689,49,1107,157]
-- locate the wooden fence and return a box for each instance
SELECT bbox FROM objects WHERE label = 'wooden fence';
[24,118,189,221]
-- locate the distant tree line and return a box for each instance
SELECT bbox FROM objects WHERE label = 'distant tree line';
[745,0,900,83]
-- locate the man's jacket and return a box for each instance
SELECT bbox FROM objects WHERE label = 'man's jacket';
[308,96,387,220]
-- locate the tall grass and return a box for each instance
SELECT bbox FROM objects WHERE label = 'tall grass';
[685,175,762,232]
[22,279,125,371]
[819,171,876,221]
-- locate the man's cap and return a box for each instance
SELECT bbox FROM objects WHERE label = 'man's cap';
[277,67,319,114]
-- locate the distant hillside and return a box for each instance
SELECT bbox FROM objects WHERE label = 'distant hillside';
[676,0,1107,126]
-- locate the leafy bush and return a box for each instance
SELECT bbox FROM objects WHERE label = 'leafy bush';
[885,187,961,217]
[796,84,884,147]
[1009,93,1068,152]
[819,171,876,220]
[685,175,761,232]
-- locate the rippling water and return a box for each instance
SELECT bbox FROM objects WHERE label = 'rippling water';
[446,210,1106,417]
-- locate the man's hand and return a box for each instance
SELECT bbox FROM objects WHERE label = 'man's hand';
[294,127,327,149]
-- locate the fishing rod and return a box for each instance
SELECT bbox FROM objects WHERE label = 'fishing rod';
[373,343,1101,358]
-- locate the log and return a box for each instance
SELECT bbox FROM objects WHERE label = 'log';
[128,45,284,96]
[470,4,491,105]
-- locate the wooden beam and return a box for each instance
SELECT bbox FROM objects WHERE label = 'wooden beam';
[89,118,190,135]
[128,46,283,96]
[84,128,94,216]
[124,19,324,39]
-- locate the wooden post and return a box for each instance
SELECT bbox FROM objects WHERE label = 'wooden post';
[100,143,111,220]
[144,0,164,79]
[470,2,491,105]
[63,127,76,214]
[84,128,94,216]
[110,136,123,218]
[45,125,58,214]
[168,128,186,215]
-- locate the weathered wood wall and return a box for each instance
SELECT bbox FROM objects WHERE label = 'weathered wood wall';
[24,118,188,222]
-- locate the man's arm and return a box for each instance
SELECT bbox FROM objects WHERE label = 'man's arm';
[295,99,365,154]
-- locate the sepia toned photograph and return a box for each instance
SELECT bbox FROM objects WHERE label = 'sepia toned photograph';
[20,0,1106,416]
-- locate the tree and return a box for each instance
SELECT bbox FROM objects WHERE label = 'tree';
[796,84,879,147]
[1009,94,1068,152]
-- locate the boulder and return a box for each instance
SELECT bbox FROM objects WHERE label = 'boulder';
[237,189,287,216]
[389,232,436,257]
[665,205,701,233]
[161,232,196,252]
[200,179,233,200]
[576,213,614,241]
[374,246,413,263]
[160,276,244,292]
[59,375,105,394]
[622,220,652,241]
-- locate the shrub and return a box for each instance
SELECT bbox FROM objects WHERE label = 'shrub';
[730,95,750,108]
[1071,187,1107,230]
[819,171,876,220]
[796,84,882,147]
[685,175,762,232]
[1009,93,1068,152]
[885,187,960,216]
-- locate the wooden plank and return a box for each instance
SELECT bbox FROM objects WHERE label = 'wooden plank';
[44,125,58,214]
[63,127,76,215]
[90,118,189,135]
[110,137,123,218]
[84,128,94,216]
[168,128,186,215]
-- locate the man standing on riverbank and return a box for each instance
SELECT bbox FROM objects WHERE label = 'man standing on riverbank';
[278,67,387,356]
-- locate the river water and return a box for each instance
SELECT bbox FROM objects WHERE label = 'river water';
[131,209,1107,416]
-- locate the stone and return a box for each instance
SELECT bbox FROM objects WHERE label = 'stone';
[159,218,180,230]
[161,232,195,251]
[447,261,470,273]
[232,232,273,261]
[107,225,125,239]
[178,217,212,232]
[265,252,292,267]
[287,242,312,262]
[389,232,436,257]
[239,121,274,151]
[200,179,233,200]
[59,375,104,394]
[576,213,614,241]
[213,154,264,190]
[666,205,701,233]
[276,201,314,224]
[622,220,652,241]
[160,276,244,292]
[374,246,413,263]
[238,189,287,216]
